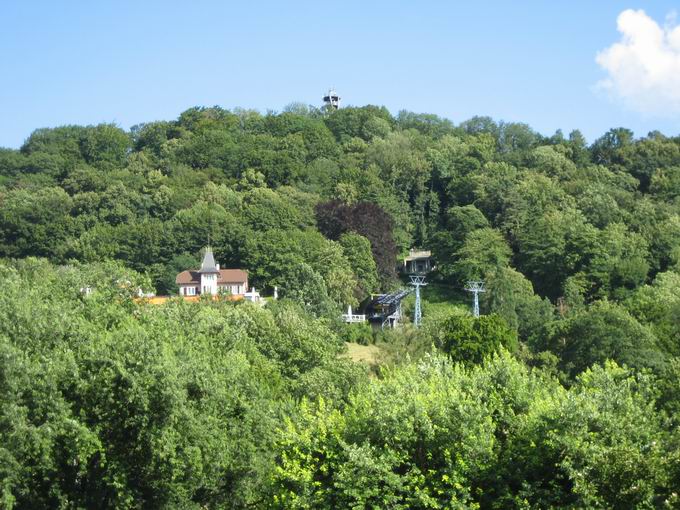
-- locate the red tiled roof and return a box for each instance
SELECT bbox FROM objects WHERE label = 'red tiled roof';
[176,269,248,285]
[218,269,248,284]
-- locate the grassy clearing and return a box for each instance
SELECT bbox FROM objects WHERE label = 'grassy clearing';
[343,342,383,365]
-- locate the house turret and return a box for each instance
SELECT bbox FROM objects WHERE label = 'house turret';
[199,247,220,295]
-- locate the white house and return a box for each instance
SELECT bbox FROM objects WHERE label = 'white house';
[175,248,249,297]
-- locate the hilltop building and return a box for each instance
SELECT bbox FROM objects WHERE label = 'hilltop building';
[323,88,340,110]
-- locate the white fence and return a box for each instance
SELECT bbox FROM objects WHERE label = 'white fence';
[342,313,366,323]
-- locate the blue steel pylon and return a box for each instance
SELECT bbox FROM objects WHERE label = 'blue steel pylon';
[465,281,485,318]
[409,275,427,327]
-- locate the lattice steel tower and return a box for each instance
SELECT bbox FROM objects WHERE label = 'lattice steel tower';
[465,280,485,318]
[409,275,427,327]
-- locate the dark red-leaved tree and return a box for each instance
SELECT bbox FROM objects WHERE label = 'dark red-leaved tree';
[315,200,397,282]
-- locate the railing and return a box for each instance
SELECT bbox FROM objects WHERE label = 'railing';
[342,313,367,323]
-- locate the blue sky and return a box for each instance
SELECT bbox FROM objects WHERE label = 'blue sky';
[2,1,680,148]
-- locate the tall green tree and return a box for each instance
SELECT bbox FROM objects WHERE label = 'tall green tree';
[539,300,664,378]
[433,313,518,364]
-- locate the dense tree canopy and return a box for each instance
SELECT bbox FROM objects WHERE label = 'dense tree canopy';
[1,104,680,507]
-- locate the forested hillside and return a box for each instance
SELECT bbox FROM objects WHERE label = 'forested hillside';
[1,105,680,508]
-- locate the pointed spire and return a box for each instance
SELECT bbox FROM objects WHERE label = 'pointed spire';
[199,247,220,274]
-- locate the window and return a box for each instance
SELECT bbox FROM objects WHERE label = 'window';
[185,286,196,296]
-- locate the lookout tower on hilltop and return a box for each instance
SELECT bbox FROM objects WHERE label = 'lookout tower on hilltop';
[323,88,340,110]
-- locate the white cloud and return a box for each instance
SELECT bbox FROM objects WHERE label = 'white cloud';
[596,9,680,116]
